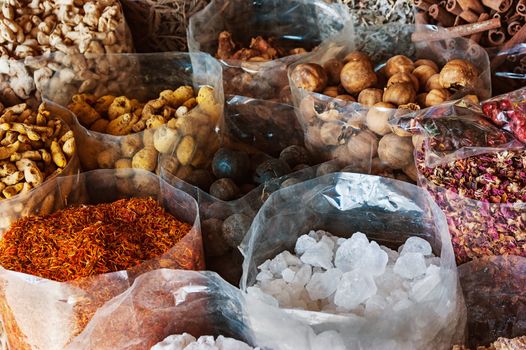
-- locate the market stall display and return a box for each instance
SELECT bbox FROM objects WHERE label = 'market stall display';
[0,169,203,350]
[290,24,490,181]
[151,334,260,350]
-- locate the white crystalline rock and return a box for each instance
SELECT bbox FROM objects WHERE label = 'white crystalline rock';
[268,252,288,275]
[320,235,335,252]
[380,245,399,263]
[393,252,427,279]
[300,240,334,270]
[292,264,312,287]
[151,333,196,350]
[306,268,343,300]
[247,286,279,307]
[257,259,270,272]
[425,256,441,267]
[282,250,302,266]
[334,232,369,272]
[334,270,377,309]
[410,264,442,303]
[151,334,259,350]
[355,241,388,276]
[365,295,387,318]
[281,268,297,283]
[400,236,432,256]
[295,234,317,255]
[255,270,273,282]
[311,330,346,350]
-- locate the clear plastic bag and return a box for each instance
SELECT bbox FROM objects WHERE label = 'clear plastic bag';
[0,169,203,350]
[489,42,526,96]
[40,52,224,173]
[240,172,466,350]
[289,24,492,181]
[0,103,80,233]
[459,256,526,348]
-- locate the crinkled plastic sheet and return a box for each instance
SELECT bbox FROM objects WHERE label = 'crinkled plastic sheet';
[289,24,491,177]
[459,256,526,348]
[490,43,526,96]
[0,104,80,234]
[240,172,465,350]
[481,86,526,142]
[40,52,224,173]
[0,169,203,350]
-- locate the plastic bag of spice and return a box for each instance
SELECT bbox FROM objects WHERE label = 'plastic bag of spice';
[0,169,203,350]
[458,255,526,349]
[41,52,224,173]
[289,23,491,182]
[240,172,466,350]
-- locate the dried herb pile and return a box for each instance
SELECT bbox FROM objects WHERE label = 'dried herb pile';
[417,150,526,263]
[0,197,192,282]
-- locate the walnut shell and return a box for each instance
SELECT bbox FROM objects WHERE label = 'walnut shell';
[366,102,395,136]
[412,65,437,90]
[385,55,414,78]
[414,59,439,72]
[346,129,378,160]
[378,133,413,169]
[340,61,377,95]
[425,88,451,107]
[323,58,343,85]
[290,63,328,92]
[439,59,478,89]
[387,72,419,92]
[382,83,416,106]
[358,88,383,106]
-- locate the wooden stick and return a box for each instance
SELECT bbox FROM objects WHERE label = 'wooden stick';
[411,18,501,41]
[470,13,491,42]
[446,0,463,15]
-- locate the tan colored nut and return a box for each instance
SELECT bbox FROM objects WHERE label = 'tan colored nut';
[97,148,119,168]
[320,122,344,146]
[290,63,328,93]
[69,101,101,127]
[50,141,67,168]
[182,98,197,109]
[412,65,438,90]
[343,51,374,70]
[160,86,194,108]
[107,113,139,136]
[323,86,339,97]
[90,119,109,133]
[16,159,44,186]
[132,147,158,172]
[114,158,133,178]
[378,133,413,169]
[323,58,343,85]
[403,162,417,182]
[143,128,155,148]
[439,59,478,89]
[425,88,451,107]
[358,88,383,106]
[463,95,480,104]
[62,138,75,157]
[387,73,419,92]
[425,74,442,92]
[366,102,395,136]
[1,171,23,186]
[336,95,356,102]
[340,60,378,95]
[385,55,414,78]
[176,135,196,166]
[346,130,379,160]
[383,83,416,106]
[120,134,143,158]
[153,127,180,154]
[414,59,439,72]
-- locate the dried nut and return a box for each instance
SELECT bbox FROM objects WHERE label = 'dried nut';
[90,119,109,133]
[412,65,438,90]
[120,135,143,158]
[318,109,341,122]
[115,158,133,178]
[383,83,416,106]
[425,88,451,107]
[439,59,479,89]
[290,63,328,92]
[340,61,377,94]
[358,88,383,106]
[323,86,339,97]
[132,148,158,172]
[403,162,417,182]
[366,102,395,136]
[463,94,479,104]
[336,95,356,102]
[210,178,239,201]
[323,58,343,85]
[385,55,414,78]
[320,122,344,146]
[387,72,419,92]
[176,135,196,165]
[346,130,378,160]
[414,59,439,72]
[425,74,442,92]
[153,127,180,154]
[299,96,319,125]
[416,93,428,107]
[343,51,373,70]
[378,133,413,169]
[97,148,119,168]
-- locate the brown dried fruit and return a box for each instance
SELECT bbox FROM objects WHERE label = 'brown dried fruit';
[340,61,377,95]
[320,122,344,146]
[323,58,343,85]
[346,130,379,160]
[358,88,383,106]
[439,59,479,89]
[425,74,442,92]
[382,83,416,106]
[378,133,413,169]
[343,51,373,70]
[425,88,451,107]
[387,72,419,92]
[290,63,328,92]
[366,102,395,136]
[323,86,339,97]
[414,59,439,72]
[416,93,428,107]
[385,55,414,78]
[412,64,438,90]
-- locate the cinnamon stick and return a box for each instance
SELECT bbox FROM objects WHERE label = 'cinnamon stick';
[454,15,466,25]
[491,24,526,68]
[446,0,463,15]
[487,28,507,45]
[429,4,456,26]
[458,0,486,13]
[470,13,491,42]
[460,9,480,22]
[482,0,510,12]
[508,21,523,36]
[415,0,433,11]
[517,0,526,16]
[411,17,501,41]
[467,42,484,60]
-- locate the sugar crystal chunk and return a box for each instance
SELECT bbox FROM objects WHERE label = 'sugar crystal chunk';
[292,264,312,286]
[334,232,369,272]
[300,240,333,270]
[334,270,377,310]
[356,241,388,276]
[269,253,288,275]
[311,330,346,350]
[400,237,432,256]
[151,333,196,350]
[410,265,442,302]
[393,252,427,279]
[281,268,296,283]
[295,234,317,255]
[306,268,342,300]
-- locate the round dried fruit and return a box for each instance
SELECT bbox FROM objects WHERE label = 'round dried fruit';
[290,63,328,92]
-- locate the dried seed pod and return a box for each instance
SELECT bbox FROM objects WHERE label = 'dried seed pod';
[343,51,373,70]
[222,213,252,247]
[358,88,383,106]
[383,83,416,106]
[131,147,157,172]
[340,61,378,95]
[210,178,240,201]
[439,59,479,89]
[346,129,379,160]
[385,55,414,78]
[290,63,328,92]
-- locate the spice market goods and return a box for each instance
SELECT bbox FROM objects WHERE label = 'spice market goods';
[458,256,526,349]
[0,102,79,232]
[453,336,526,350]
[151,334,260,350]
[0,0,134,106]
[328,0,415,26]
[121,0,209,52]
[481,86,526,142]
[241,172,465,349]
[289,31,489,182]
[188,0,350,104]
[0,169,203,350]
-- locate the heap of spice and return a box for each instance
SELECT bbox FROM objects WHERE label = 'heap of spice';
[416,149,526,263]
[482,88,526,143]
[0,197,192,282]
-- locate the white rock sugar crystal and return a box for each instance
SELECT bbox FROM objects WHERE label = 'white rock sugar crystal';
[249,230,442,317]
[151,333,259,350]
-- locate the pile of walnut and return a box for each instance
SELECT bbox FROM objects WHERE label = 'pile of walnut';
[216,31,308,62]
[69,85,221,173]
[291,53,480,182]
[0,0,133,106]
[0,103,75,200]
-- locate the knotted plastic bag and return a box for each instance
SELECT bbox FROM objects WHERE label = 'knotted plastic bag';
[240,172,465,350]
[0,169,203,350]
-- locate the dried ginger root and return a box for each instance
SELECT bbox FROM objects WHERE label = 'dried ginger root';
[0,103,76,200]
